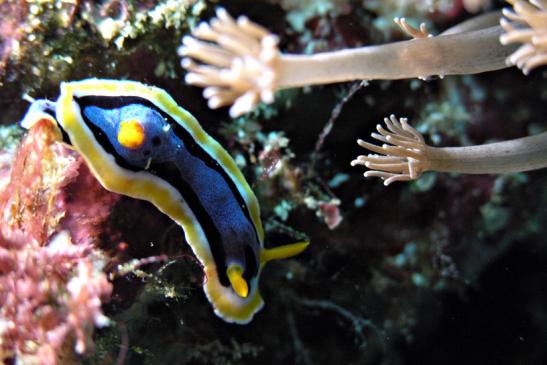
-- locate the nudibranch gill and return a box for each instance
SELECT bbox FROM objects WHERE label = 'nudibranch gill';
[20,79,309,324]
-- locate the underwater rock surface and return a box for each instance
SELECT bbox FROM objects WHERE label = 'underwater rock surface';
[0,0,546,364]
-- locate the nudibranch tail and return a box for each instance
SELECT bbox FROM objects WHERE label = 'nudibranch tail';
[260,241,310,266]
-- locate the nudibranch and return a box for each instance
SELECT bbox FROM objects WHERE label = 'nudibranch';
[20,79,309,324]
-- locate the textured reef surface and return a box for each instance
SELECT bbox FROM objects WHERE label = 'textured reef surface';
[0,0,546,364]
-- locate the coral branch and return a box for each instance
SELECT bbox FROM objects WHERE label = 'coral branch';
[351,115,547,185]
[181,8,515,116]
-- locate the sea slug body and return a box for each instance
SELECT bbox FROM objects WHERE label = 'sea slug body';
[21,79,309,324]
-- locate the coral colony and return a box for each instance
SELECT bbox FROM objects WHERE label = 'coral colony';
[180,1,547,184]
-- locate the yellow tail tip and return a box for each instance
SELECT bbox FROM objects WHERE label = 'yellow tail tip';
[227,264,249,298]
[260,241,310,265]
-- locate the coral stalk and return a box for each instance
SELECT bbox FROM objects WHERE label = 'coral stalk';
[417,133,547,173]
[351,115,547,185]
[276,26,509,87]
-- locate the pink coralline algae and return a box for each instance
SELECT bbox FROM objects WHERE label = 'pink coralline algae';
[318,201,343,230]
[0,119,119,364]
